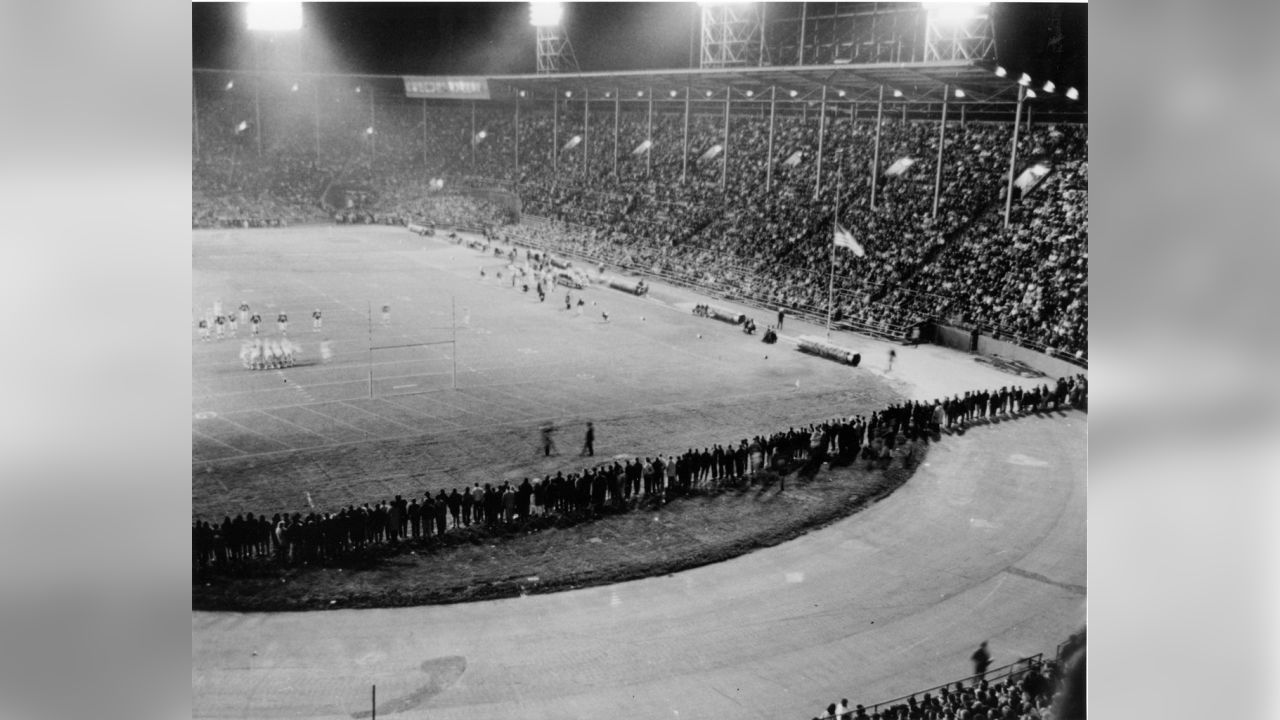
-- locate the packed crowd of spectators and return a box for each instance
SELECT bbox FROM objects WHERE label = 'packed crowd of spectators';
[193,83,1087,355]
[192,375,1085,571]
[809,651,1081,720]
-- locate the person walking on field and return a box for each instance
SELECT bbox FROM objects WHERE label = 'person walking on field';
[971,641,992,681]
[581,422,595,457]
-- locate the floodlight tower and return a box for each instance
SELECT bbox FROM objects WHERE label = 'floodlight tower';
[245,2,303,156]
[699,1,764,69]
[923,2,996,62]
[530,3,579,74]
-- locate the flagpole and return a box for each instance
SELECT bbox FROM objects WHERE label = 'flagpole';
[826,156,842,338]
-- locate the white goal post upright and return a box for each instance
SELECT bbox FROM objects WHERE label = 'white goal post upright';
[366,295,458,398]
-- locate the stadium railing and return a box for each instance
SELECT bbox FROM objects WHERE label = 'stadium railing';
[856,653,1044,718]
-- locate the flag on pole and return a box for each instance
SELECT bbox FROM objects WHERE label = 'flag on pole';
[834,223,865,257]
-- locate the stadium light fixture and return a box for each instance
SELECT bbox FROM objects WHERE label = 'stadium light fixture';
[529,2,563,27]
[954,88,966,98]
[355,85,362,93]
[519,90,527,98]
[1065,87,1079,101]
[1024,89,1037,99]
[564,90,572,98]
[788,89,797,97]
[365,126,374,135]
[706,90,714,97]
[637,90,644,97]
[604,91,611,98]
[246,2,302,31]
[923,2,989,25]
[1042,80,1056,93]
[745,89,754,97]
[291,82,299,92]
[670,90,679,98]
[235,120,249,134]
[1017,73,1031,86]
[837,89,846,98]
[477,130,488,140]
[994,66,1007,78]
[893,89,904,98]
[225,80,235,90]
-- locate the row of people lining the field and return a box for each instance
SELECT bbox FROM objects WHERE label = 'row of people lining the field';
[191,375,1086,570]
[810,650,1082,720]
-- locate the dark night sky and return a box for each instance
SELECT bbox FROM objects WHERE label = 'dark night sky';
[192,2,1086,90]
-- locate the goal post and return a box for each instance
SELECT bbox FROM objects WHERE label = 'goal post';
[365,296,459,398]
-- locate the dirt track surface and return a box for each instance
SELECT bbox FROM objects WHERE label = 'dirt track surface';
[192,413,1085,720]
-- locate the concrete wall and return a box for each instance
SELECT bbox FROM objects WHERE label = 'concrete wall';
[929,323,1086,379]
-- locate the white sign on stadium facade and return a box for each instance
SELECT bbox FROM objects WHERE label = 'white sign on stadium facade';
[402,76,491,100]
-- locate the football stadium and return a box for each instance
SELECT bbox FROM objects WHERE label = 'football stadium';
[192,3,1087,719]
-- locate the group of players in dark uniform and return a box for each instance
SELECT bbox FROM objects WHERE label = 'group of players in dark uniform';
[193,374,1087,570]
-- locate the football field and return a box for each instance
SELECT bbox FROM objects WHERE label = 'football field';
[192,225,906,519]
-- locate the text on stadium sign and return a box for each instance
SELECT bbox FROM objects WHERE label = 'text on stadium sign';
[402,76,491,100]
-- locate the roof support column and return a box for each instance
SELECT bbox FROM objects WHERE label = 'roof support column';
[681,87,691,183]
[814,84,828,200]
[514,93,520,176]
[369,84,376,169]
[798,2,807,65]
[315,81,322,161]
[552,91,559,180]
[721,87,731,193]
[470,100,477,171]
[612,88,620,178]
[193,92,200,160]
[253,74,263,157]
[870,85,884,210]
[766,86,777,193]
[582,89,589,177]
[646,87,653,178]
[932,84,949,219]
[1003,86,1026,229]
[421,98,427,167]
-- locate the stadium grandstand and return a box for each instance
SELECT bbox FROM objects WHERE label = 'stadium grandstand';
[193,3,1086,364]
[192,4,1086,719]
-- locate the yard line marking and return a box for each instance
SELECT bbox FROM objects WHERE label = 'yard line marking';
[217,415,295,451]
[192,428,248,455]
[257,408,339,443]
[295,405,372,436]
[336,401,422,435]
[377,396,465,428]
[392,384,417,389]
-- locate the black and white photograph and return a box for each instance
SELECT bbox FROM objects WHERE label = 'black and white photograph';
[190,3,1088,718]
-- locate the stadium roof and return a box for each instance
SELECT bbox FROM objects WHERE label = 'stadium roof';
[486,59,1083,114]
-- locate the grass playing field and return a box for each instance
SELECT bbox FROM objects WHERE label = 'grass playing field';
[192,225,904,522]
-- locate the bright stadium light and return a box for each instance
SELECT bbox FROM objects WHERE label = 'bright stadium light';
[994,66,1007,78]
[954,88,966,98]
[706,90,714,97]
[529,2,563,27]
[246,2,302,31]
[225,80,235,90]
[365,126,374,135]
[291,82,299,92]
[1018,73,1031,86]
[604,91,611,98]
[670,90,679,97]
[1024,88,1037,99]
[519,90,527,97]
[837,89,846,97]
[235,120,249,133]
[1042,80,1056,93]
[564,90,572,97]
[924,2,989,25]
[355,85,362,93]
[745,89,754,97]
[637,90,644,97]
[893,89,903,98]
[1065,87,1080,101]
[788,89,797,97]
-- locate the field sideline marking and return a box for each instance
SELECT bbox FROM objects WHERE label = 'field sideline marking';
[191,383,867,466]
